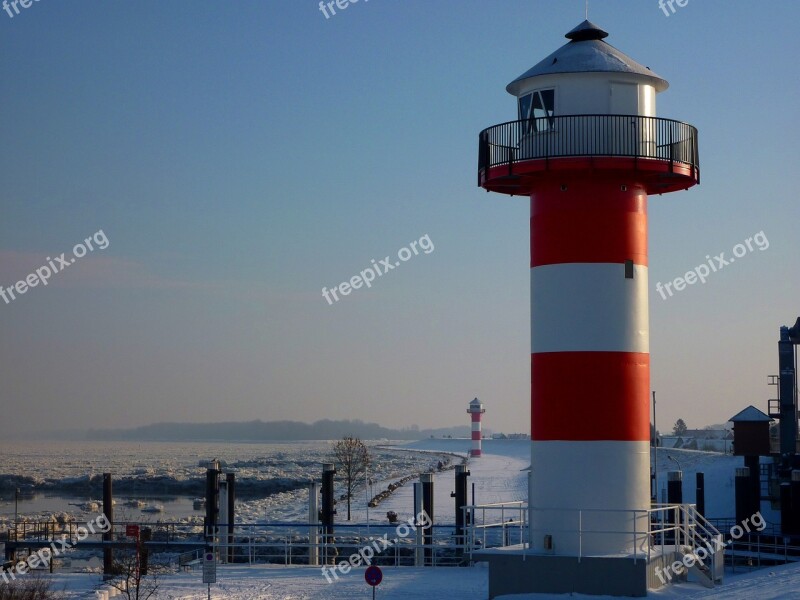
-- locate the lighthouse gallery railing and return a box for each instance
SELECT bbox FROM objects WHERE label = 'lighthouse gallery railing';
[478,115,700,183]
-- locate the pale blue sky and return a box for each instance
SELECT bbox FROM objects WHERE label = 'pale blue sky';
[1,0,798,435]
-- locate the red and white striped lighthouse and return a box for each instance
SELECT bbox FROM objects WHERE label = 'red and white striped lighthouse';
[467,398,485,458]
[478,20,699,556]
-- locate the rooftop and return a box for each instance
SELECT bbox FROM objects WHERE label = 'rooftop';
[507,20,668,95]
[729,405,773,423]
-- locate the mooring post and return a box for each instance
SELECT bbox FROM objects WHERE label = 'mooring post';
[103,473,114,577]
[226,473,236,563]
[205,460,220,544]
[735,467,754,526]
[308,481,321,566]
[413,481,423,566]
[140,527,152,576]
[792,471,800,535]
[218,480,229,564]
[452,465,470,553]
[321,463,336,565]
[695,472,705,518]
[421,473,434,565]
[667,471,683,505]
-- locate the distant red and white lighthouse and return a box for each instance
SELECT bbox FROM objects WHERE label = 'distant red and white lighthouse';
[478,20,699,556]
[467,398,485,458]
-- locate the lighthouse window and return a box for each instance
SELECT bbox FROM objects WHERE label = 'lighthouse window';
[518,94,533,122]
[519,89,555,133]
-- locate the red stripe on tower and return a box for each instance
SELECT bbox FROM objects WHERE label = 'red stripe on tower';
[531,352,650,441]
[530,180,648,268]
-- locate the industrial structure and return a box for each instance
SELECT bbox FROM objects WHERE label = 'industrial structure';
[728,318,800,535]
[476,20,701,596]
[467,398,486,457]
[773,318,800,475]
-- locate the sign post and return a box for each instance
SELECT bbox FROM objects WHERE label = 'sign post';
[365,565,382,600]
[203,546,216,600]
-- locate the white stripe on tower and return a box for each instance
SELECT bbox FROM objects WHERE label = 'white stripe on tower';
[530,263,649,354]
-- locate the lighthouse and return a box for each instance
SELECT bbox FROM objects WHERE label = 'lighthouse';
[467,398,485,457]
[477,20,700,596]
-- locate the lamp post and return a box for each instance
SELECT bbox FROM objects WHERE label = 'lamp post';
[652,391,658,503]
[669,455,683,472]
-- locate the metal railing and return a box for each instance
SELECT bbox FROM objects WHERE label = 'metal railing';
[478,115,699,183]
[524,506,654,560]
[463,502,723,580]
[672,504,725,583]
[177,548,204,571]
[462,502,527,562]
[3,520,468,571]
[726,534,800,571]
[769,437,800,454]
[768,398,781,417]
[210,524,466,568]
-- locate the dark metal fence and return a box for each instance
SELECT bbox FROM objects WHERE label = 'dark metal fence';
[478,115,699,183]
[3,520,472,571]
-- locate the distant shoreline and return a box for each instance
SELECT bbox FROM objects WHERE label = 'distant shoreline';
[79,419,483,443]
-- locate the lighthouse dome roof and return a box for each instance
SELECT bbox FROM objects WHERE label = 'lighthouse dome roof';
[507,20,669,96]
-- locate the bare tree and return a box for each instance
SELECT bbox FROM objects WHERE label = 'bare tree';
[105,548,163,600]
[333,436,370,521]
[0,577,65,599]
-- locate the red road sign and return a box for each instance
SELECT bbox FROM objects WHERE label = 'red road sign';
[365,565,383,587]
[126,525,140,537]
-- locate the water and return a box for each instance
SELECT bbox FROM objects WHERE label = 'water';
[0,439,452,526]
[0,492,203,522]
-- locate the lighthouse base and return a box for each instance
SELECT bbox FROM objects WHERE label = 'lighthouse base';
[476,546,679,598]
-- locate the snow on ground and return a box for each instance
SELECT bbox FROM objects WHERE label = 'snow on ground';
[380,439,527,522]
[44,564,490,599]
[653,447,741,517]
[652,448,781,524]
[648,559,800,599]
[38,560,800,599]
[338,438,528,527]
